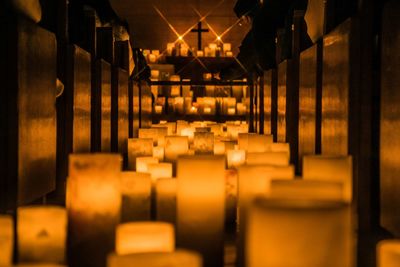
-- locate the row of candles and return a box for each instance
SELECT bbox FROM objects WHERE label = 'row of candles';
[0,119,398,267]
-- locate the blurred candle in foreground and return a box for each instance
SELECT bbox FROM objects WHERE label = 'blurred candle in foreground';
[246,198,353,267]
[156,178,177,224]
[18,206,67,263]
[120,172,151,222]
[302,155,353,203]
[107,250,202,267]
[136,157,159,173]
[67,154,122,267]
[227,150,246,168]
[0,215,13,266]
[246,151,290,166]
[377,240,400,267]
[177,156,225,267]
[115,222,175,255]
[148,163,173,182]
[128,138,153,170]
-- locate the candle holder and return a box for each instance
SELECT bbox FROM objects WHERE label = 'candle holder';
[0,215,13,266]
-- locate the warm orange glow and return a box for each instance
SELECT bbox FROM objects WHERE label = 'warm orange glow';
[155,178,177,224]
[17,206,67,263]
[246,151,290,166]
[227,149,246,168]
[128,138,153,170]
[147,163,173,182]
[377,240,400,267]
[0,215,13,266]
[139,128,159,145]
[136,157,159,173]
[238,133,273,152]
[164,136,189,162]
[153,146,165,161]
[115,222,175,255]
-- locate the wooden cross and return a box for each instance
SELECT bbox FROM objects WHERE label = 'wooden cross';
[190,21,209,50]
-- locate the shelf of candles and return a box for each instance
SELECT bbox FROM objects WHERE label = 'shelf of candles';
[152,114,248,124]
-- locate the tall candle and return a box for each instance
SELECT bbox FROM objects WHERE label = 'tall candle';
[302,155,353,203]
[246,198,353,267]
[165,136,189,163]
[156,178,177,224]
[246,152,290,166]
[121,172,151,222]
[177,156,225,267]
[115,222,174,255]
[193,132,214,155]
[136,157,159,173]
[128,138,153,170]
[223,43,231,54]
[67,154,122,267]
[0,215,13,266]
[377,240,400,267]
[107,250,202,267]
[147,163,173,182]
[17,206,67,263]
[227,150,246,169]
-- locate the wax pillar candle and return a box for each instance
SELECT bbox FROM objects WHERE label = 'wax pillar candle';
[214,141,225,155]
[67,154,122,267]
[136,157,159,173]
[167,43,175,56]
[170,75,181,96]
[226,51,233,57]
[148,54,157,63]
[176,121,189,135]
[107,250,202,267]
[302,155,353,202]
[156,178,177,224]
[210,124,223,137]
[0,215,13,266]
[17,206,67,263]
[223,43,231,54]
[180,127,195,143]
[209,43,217,57]
[153,146,165,161]
[152,126,168,146]
[227,150,246,169]
[121,172,151,222]
[193,132,214,155]
[155,105,163,114]
[246,198,353,267]
[246,151,290,166]
[197,50,204,57]
[270,142,290,153]
[148,163,173,182]
[177,156,225,267]
[115,222,175,255]
[139,128,159,145]
[128,138,153,170]
[182,79,191,97]
[165,136,189,163]
[377,240,400,267]
[238,133,273,153]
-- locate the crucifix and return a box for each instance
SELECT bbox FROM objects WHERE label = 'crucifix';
[191,21,209,50]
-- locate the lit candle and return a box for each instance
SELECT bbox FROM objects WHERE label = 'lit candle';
[223,43,232,54]
[128,138,153,170]
[225,169,238,224]
[236,103,247,115]
[246,151,290,166]
[167,43,175,56]
[147,163,173,182]
[238,133,273,153]
[17,206,67,263]
[121,172,151,222]
[227,149,246,169]
[270,142,290,153]
[209,43,217,57]
[136,157,159,173]
[210,124,223,137]
[153,146,165,161]
[203,107,212,114]
[177,155,225,267]
[139,128,159,145]
[213,141,225,155]
[302,155,353,203]
[164,136,189,163]
[180,127,195,143]
[155,178,177,224]
[226,51,233,57]
[197,50,204,57]
[151,70,160,79]
[180,44,189,57]
[182,79,191,97]
[107,250,202,267]
[0,215,13,266]
[227,107,236,115]
[193,132,214,155]
[115,222,175,255]
[155,105,163,114]
[173,97,185,115]
[67,154,122,267]
[377,240,400,267]
[170,75,181,97]
[148,54,157,63]
[246,198,353,267]
[204,47,211,57]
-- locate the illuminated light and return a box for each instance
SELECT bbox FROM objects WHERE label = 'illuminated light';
[121,172,151,222]
[0,215,13,266]
[377,240,400,267]
[115,222,175,255]
[213,141,225,155]
[148,163,173,182]
[193,132,214,155]
[139,128,159,145]
[136,157,159,173]
[153,146,165,161]
[164,136,189,163]
[128,138,153,170]
[237,165,295,267]
[155,105,163,114]
[67,154,122,267]
[246,151,290,166]
[180,127,195,143]
[227,149,246,169]
[302,155,353,203]
[178,36,183,41]
[155,178,177,224]
[217,36,221,41]
[177,155,225,267]
[107,250,202,267]
[238,133,273,152]
[246,198,353,267]
[151,126,168,146]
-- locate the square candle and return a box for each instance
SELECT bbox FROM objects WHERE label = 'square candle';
[0,215,13,266]
[128,138,153,170]
[377,240,400,267]
[136,157,159,173]
[193,132,214,155]
[18,206,67,263]
[121,172,152,222]
[115,222,175,255]
[156,178,177,224]
[67,154,122,267]
[177,155,225,267]
[246,151,290,166]
[164,136,189,163]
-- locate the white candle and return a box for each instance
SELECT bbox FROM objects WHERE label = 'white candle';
[193,132,214,155]
[136,157,159,173]
[67,154,122,267]
[164,136,189,163]
[121,172,152,222]
[139,128,159,145]
[107,250,202,267]
[204,47,211,57]
[238,133,273,152]
[17,206,67,263]
[128,138,153,170]
[115,222,175,255]
[302,155,353,203]
[0,215,13,266]
[227,150,246,169]
[210,124,223,137]
[147,163,173,182]
[246,151,290,166]
[180,44,189,57]
[155,178,177,224]
[246,198,353,267]
[153,146,165,161]
[177,156,225,267]
[377,240,400,267]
